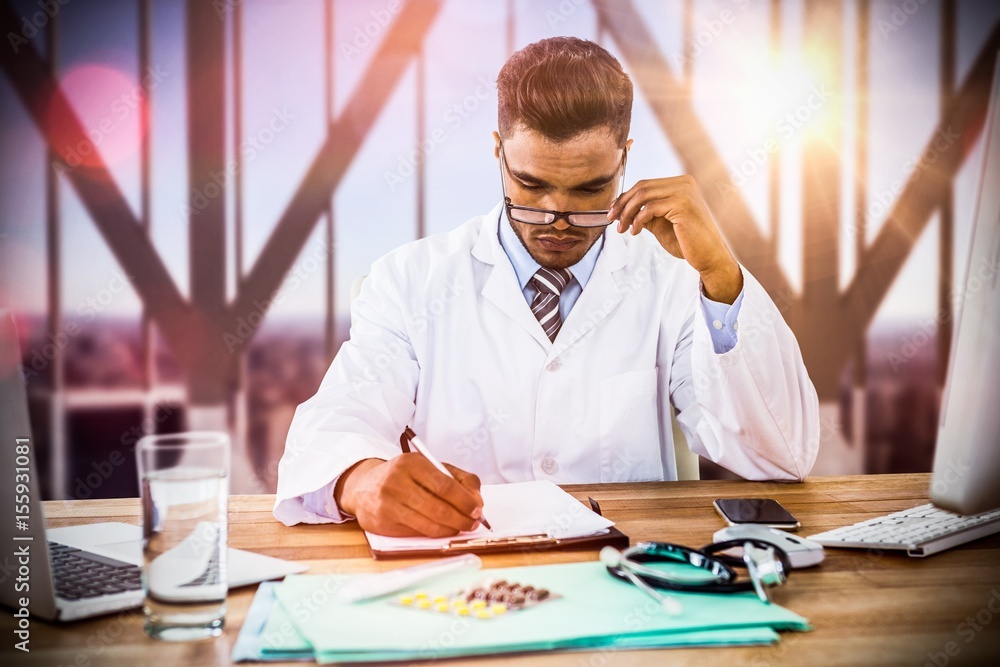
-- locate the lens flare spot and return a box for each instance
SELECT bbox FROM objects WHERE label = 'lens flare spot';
[46,63,150,170]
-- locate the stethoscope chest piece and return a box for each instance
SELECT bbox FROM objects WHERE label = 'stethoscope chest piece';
[742,541,787,603]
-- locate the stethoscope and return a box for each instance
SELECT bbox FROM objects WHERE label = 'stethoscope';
[600,540,792,616]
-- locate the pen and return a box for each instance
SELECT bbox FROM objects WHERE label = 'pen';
[404,426,492,530]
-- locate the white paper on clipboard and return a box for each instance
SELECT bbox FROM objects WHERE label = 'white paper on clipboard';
[363,480,614,554]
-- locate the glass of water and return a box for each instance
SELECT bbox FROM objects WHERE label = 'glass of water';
[136,432,229,641]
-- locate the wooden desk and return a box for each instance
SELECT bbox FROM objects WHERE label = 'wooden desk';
[4,474,999,666]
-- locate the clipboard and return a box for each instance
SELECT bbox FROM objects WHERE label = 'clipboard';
[364,487,630,560]
[368,525,630,560]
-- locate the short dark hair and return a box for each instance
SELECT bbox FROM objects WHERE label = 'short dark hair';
[497,37,633,146]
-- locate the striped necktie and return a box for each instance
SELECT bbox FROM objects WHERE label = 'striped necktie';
[530,267,574,342]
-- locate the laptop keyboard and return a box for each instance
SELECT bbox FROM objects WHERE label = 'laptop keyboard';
[48,542,143,600]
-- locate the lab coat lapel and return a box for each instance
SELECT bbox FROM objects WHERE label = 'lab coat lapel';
[552,230,629,355]
[472,206,553,350]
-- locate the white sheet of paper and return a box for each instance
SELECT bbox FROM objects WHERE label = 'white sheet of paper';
[364,480,615,553]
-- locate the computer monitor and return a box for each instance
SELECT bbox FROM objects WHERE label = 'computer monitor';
[929,53,1000,516]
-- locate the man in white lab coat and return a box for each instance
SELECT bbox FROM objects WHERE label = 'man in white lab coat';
[274,37,819,537]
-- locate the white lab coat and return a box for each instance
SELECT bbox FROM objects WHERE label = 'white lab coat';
[274,202,819,525]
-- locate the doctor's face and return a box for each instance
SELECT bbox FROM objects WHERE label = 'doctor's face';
[494,127,629,271]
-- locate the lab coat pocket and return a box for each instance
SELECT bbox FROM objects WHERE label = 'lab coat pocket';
[599,369,663,482]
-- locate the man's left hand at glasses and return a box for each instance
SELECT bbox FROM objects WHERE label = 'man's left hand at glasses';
[607,174,743,304]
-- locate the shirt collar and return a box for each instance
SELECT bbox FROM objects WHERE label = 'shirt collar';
[496,208,605,291]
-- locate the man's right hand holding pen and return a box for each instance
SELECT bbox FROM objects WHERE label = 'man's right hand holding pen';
[333,455,485,538]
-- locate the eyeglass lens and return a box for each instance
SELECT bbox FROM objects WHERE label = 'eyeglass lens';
[506,207,611,228]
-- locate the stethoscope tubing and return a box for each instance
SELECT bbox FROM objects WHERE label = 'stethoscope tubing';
[605,539,791,595]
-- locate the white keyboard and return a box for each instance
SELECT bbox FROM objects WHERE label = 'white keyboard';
[808,503,1000,557]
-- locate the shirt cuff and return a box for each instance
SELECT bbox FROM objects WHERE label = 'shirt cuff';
[699,286,745,354]
[300,477,355,522]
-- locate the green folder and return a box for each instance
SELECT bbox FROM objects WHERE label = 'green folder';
[251,589,780,662]
[265,560,810,663]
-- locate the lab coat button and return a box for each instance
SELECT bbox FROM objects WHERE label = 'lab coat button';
[712,319,723,330]
[546,359,561,372]
[541,457,559,475]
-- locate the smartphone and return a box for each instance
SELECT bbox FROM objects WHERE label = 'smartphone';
[713,498,800,530]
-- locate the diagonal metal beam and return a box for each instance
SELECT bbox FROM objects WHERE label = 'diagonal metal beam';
[842,22,1000,332]
[592,0,793,302]
[0,1,197,367]
[228,0,443,327]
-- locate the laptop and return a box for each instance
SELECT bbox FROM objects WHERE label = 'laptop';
[0,310,307,621]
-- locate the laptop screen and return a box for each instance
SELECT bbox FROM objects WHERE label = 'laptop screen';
[0,310,59,619]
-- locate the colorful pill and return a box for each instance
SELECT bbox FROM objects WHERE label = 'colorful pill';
[417,599,432,609]
[476,610,491,619]
[399,595,414,605]
[490,604,507,614]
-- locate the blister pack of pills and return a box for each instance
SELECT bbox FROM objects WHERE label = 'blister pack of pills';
[393,577,560,620]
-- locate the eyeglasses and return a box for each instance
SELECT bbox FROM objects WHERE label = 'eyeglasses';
[498,141,627,228]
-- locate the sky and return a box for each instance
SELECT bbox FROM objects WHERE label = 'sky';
[2,0,999,328]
